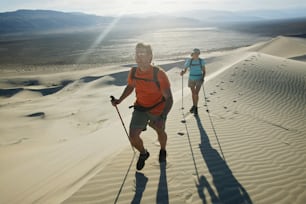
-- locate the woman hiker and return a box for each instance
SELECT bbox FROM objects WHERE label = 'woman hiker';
[180,48,206,115]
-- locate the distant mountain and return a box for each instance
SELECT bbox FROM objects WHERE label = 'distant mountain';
[171,10,262,22]
[1,9,306,36]
[0,10,113,34]
[0,10,203,35]
[224,17,306,37]
[237,8,306,20]
[172,8,306,22]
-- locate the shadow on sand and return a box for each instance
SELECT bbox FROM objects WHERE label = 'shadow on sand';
[157,162,169,204]
[131,162,169,204]
[131,172,148,204]
[195,115,252,204]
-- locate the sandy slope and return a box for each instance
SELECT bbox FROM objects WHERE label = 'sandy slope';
[249,36,306,59]
[1,36,306,204]
[0,65,136,203]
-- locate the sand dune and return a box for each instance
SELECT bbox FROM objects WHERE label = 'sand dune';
[249,36,306,59]
[1,36,306,204]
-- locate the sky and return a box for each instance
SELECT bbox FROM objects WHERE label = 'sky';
[1,0,306,16]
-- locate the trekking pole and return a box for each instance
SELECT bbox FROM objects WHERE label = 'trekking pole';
[201,86,226,161]
[110,96,135,153]
[202,84,206,109]
[180,73,187,124]
[181,74,184,110]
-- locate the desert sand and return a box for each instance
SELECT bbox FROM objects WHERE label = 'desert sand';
[0,36,306,204]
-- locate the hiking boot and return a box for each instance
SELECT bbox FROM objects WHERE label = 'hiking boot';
[189,105,196,113]
[194,107,198,115]
[136,150,150,170]
[159,149,167,163]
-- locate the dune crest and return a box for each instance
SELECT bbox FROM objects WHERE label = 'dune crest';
[249,35,306,59]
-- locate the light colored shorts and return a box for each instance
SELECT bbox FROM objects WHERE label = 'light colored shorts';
[188,79,203,88]
[130,110,166,130]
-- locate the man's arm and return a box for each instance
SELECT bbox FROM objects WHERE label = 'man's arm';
[111,85,134,106]
[161,88,173,118]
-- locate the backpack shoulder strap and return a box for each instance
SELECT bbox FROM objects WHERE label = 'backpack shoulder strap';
[189,58,193,67]
[153,66,161,89]
[131,66,161,89]
[131,67,137,79]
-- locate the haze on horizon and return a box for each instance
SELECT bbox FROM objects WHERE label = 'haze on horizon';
[1,0,306,17]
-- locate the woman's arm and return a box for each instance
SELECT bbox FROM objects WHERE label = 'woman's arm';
[202,65,206,80]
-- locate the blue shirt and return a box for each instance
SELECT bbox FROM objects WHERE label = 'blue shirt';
[184,58,206,80]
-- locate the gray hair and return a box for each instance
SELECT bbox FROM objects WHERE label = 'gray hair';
[136,42,153,56]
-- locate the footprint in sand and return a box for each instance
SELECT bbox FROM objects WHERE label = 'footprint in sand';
[26,112,45,118]
[58,138,67,143]
[6,138,29,145]
[177,132,185,136]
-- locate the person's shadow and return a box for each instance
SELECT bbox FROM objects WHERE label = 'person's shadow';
[131,172,148,204]
[195,115,252,204]
[156,162,169,204]
[131,163,168,204]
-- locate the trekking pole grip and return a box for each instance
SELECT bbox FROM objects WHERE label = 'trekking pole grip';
[110,95,115,102]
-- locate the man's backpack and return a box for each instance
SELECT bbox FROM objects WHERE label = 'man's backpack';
[129,66,165,112]
[130,66,161,89]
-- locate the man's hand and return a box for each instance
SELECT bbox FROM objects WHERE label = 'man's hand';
[110,96,120,106]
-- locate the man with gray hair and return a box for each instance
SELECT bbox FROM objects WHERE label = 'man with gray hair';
[112,43,173,170]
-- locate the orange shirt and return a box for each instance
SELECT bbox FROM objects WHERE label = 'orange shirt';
[127,66,170,115]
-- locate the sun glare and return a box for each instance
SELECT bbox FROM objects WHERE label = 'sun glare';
[76,0,134,64]
[109,0,220,16]
[104,0,184,16]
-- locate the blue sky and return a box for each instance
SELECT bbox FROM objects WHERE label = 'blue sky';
[1,0,306,16]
